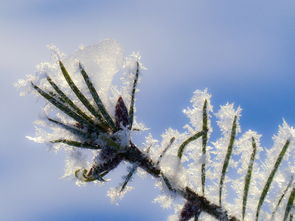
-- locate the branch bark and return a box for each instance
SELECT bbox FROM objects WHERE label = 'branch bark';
[123,144,240,221]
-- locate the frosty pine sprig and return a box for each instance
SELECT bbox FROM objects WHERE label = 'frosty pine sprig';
[16,40,294,220]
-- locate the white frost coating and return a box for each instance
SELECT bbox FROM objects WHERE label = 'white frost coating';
[107,186,134,205]
[215,103,242,135]
[160,154,188,189]
[63,149,88,178]
[143,133,158,153]
[14,74,37,96]
[153,195,173,209]
[16,39,126,115]
[65,39,124,113]
[183,88,213,133]
[111,53,146,121]
[47,44,65,61]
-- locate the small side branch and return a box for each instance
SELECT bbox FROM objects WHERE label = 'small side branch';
[123,144,240,221]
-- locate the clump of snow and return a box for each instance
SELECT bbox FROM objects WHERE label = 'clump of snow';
[18,39,143,180]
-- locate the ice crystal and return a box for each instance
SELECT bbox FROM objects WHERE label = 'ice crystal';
[107,186,134,204]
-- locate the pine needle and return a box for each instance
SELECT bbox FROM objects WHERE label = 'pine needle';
[201,100,208,196]
[219,116,237,206]
[271,176,294,220]
[51,139,101,149]
[255,139,290,221]
[59,61,108,128]
[283,185,295,221]
[161,172,175,192]
[128,61,139,129]
[31,82,91,127]
[120,164,138,192]
[79,63,116,131]
[242,137,257,220]
[178,131,204,159]
[156,137,175,166]
[47,118,88,137]
[46,75,96,126]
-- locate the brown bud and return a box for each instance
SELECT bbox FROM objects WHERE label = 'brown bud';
[115,96,129,129]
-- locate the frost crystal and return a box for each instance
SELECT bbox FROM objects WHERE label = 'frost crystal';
[107,186,134,204]
[153,195,173,209]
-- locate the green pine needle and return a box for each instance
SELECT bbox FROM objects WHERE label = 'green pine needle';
[156,137,175,166]
[201,100,208,196]
[31,82,91,127]
[100,136,122,150]
[271,176,294,220]
[219,116,237,206]
[177,131,204,159]
[161,172,175,192]
[283,185,295,221]
[46,75,96,126]
[58,61,108,128]
[128,61,139,130]
[255,139,290,221]
[79,63,117,131]
[120,164,137,192]
[242,137,257,220]
[51,139,101,149]
[48,118,88,137]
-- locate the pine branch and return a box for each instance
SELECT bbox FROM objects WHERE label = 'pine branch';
[123,144,240,221]
[25,44,295,221]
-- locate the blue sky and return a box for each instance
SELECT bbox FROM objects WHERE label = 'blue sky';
[1,0,295,220]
